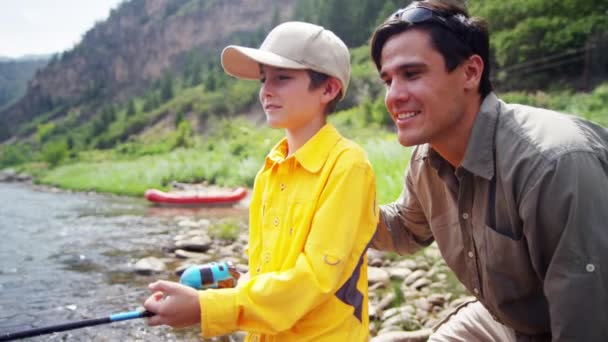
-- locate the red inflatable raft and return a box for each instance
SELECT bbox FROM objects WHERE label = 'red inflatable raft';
[144,187,248,205]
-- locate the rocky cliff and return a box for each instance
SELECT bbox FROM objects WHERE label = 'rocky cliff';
[0,0,295,139]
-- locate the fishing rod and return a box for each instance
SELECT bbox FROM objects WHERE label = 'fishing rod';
[0,288,152,322]
[0,261,240,341]
[0,310,155,341]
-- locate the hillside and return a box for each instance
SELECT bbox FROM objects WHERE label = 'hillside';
[0,0,296,141]
[0,0,605,172]
[0,58,49,112]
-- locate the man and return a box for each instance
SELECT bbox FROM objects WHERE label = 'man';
[369,0,608,341]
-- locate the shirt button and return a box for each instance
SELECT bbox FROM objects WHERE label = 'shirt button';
[273,217,279,226]
[586,264,596,272]
[467,251,474,258]
[462,212,469,220]
[473,288,479,295]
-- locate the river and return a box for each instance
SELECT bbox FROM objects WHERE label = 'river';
[0,182,247,341]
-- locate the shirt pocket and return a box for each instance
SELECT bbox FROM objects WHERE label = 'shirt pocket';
[479,225,540,301]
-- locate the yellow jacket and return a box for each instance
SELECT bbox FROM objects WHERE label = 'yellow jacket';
[199,124,378,341]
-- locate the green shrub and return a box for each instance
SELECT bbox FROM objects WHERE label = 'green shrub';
[173,120,193,149]
[36,122,56,144]
[42,139,69,167]
[208,219,242,242]
[0,143,34,168]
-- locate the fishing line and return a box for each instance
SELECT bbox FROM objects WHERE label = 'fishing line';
[0,289,151,322]
[0,262,240,341]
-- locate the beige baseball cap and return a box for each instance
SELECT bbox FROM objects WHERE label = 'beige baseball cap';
[221,21,351,99]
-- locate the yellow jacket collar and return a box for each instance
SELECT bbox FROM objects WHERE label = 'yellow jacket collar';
[265,123,342,173]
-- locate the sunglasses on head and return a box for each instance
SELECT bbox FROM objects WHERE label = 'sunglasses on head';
[390,5,468,45]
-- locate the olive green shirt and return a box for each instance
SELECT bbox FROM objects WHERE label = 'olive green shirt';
[374,93,608,341]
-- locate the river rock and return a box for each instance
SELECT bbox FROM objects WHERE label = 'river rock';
[396,259,418,270]
[174,249,213,262]
[370,329,433,342]
[382,306,415,321]
[386,267,413,280]
[427,293,447,307]
[414,298,432,312]
[383,308,414,325]
[374,292,397,313]
[174,235,212,252]
[177,219,201,228]
[403,269,427,286]
[368,266,391,285]
[0,170,31,182]
[134,257,166,274]
[368,248,387,267]
[410,277,432,290]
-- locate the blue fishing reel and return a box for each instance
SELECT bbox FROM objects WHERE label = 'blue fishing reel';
[180,261,240,290]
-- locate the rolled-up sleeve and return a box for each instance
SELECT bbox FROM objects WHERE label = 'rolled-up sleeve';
[520,151,608,341]
[373,163,434,255]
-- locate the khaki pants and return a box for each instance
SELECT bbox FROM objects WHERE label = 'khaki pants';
[429,300,516,342]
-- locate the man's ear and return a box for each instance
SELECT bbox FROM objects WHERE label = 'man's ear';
[462,54,484,92]
[321,77,342,104]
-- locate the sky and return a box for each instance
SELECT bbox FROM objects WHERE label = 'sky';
[0,0,124,58]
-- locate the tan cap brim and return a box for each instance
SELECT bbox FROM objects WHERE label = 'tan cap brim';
[221,45,308,80]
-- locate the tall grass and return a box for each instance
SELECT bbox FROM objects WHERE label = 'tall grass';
[362,139,411,205]
[41,82,608,200]
[40,117,411,202]
[501,83,608,127]
[40,142,267,196]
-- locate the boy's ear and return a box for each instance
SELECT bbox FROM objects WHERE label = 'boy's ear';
[321,77,342,104]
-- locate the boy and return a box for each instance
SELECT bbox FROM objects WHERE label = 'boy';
[144,21,378,341]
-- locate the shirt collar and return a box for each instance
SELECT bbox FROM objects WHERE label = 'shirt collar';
[417,93,500,180]
[460,92,500,180]
[264,123,341,173]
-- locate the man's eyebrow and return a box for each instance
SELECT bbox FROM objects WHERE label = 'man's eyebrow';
[380,62,427,78]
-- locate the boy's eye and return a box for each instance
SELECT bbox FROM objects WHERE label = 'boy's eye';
[259,77,266,83]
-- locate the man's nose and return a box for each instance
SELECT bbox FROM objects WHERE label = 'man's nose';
[386,79,410,109]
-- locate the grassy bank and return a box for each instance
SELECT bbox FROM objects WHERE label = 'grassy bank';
[11,83,608,204]
[37,115,411,204]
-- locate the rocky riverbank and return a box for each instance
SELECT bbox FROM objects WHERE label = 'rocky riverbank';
[135,216,472,342]
[0,169,32,183]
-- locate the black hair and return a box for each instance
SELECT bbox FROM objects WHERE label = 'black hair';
[370,0,492,97]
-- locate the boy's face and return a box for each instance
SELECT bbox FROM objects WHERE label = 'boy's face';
[379,28,469,148]
[259,65,327,131]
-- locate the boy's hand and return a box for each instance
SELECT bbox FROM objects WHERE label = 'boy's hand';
[237,271,250,286]
[144,280,201,328]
